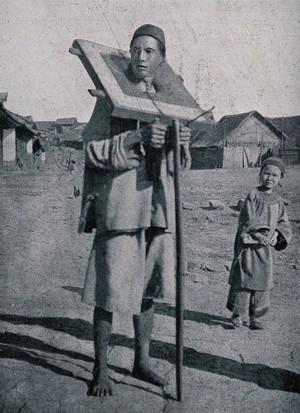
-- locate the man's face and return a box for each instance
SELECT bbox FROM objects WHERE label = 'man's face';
[130,36,163,80]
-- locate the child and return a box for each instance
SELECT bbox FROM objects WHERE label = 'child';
[226,157,292,330]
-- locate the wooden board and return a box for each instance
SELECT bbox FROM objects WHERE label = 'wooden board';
[70,39,211,126]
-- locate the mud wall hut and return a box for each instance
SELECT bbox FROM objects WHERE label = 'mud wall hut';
[55,117,77,134]
[59,124,85,150]
[0,103,42,169]
[191,111,287,169]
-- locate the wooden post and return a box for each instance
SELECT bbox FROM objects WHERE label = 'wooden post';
[172,119,185,402]
[0,130,3,167]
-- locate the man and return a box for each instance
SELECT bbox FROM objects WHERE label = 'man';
[79,24,191,397]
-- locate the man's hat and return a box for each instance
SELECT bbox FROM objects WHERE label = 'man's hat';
[130,24,166,54]
[261,157,285,176]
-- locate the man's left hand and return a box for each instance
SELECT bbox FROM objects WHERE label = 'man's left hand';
[180,125,191,170]
[179,125,191,143]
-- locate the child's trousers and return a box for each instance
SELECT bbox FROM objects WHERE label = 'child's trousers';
[226,285,270,318]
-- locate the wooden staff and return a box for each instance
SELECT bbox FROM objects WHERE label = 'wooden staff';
[172,119,185,402]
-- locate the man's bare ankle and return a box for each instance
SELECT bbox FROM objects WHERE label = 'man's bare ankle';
[132,363,167,387]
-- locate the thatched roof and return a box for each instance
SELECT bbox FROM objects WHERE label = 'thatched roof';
[0,103,39,136]
[35,121,56,131]
[61,125,85,142]
[191,110,288,148]
[267,116,300,147]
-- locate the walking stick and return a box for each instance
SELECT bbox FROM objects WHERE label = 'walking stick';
[172,119,185,402]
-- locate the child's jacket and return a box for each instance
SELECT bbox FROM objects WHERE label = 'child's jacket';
[229,186,292,291]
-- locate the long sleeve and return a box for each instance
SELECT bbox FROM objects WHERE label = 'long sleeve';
[82,98,144,172]
[86,130,143,171]
[274,202,293,250]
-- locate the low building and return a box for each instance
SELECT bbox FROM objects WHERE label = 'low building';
[55,117,77,134]
[35,120,56,137]
[268,116,300,165]
[191,111,287,169]
[60,124,85,150]
[0,103,42,169]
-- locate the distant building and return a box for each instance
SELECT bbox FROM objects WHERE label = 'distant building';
[0,103,42,169]
[190,111,287,169]
[35,121,56,133]
[268,116,300,165]
[55,117,77,134]
[60,124,84,150]
[268,116,300,147]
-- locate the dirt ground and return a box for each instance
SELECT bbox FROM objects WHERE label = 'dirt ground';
[0,153,299,413]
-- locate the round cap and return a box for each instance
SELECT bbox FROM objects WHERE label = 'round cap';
[130,24,166,54]
[261,157,285,176]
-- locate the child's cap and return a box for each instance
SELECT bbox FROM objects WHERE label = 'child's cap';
[261,157,285,176]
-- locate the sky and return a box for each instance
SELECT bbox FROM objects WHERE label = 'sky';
[0,0,299,122]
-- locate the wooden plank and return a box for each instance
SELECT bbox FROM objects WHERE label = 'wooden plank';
[88,89,106,99]
[71,39,211,126]
[69,47,82,56]
[73,40,160,119]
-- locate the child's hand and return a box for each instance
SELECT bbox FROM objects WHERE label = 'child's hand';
[269,231,278,246]
[252,232,270,246]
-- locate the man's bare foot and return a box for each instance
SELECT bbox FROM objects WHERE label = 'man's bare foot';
[88,371,113,397]
[132,364,167,387]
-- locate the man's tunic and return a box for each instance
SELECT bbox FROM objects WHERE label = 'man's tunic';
[80,97,176,314]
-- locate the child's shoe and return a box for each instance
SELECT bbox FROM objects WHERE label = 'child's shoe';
[249,318,264,330]
[231,315,243,328]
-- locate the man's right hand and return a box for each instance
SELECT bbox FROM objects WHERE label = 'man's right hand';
[141,118,168,149]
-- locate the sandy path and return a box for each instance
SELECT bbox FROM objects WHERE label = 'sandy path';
[0,165,299,412]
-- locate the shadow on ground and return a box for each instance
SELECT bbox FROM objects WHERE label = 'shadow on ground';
[155,303,234,329]
[62,286,84,296]
[0,313,299,393]
[0,331,168,398]
[0,332,90,384]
